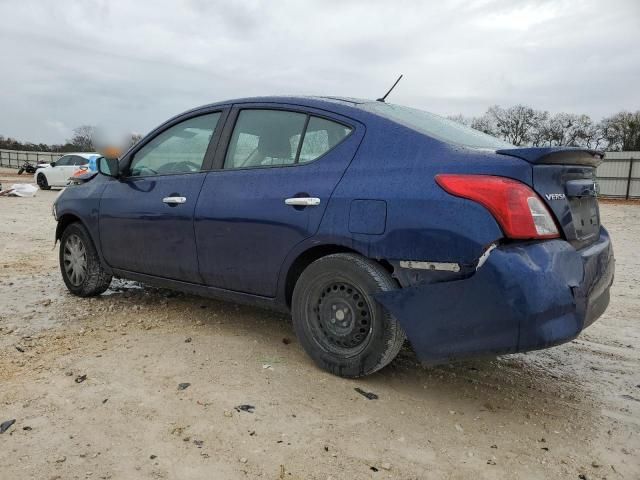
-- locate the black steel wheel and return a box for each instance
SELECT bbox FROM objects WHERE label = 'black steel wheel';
[309,280,373,356]
[292,253,405,377]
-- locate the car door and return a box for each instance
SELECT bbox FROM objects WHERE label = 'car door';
[50,155,74,185]
[194,104,364,297]
[99,109,226,282]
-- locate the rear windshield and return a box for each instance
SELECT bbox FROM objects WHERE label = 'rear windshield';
[359,102,514,149]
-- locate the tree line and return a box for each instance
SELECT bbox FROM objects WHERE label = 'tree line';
[0,126,142,153]
[2,107,639,152]
[449,106,640,151]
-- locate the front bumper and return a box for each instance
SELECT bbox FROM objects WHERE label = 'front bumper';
[376,228,615,364]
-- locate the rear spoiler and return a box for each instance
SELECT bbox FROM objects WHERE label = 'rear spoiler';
[495,147,604,167]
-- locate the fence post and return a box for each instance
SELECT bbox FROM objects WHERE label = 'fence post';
[626,158,634,200]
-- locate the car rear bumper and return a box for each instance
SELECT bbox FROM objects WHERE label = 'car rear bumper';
[376,228,615,364]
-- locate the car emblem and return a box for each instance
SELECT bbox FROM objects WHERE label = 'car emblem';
[545,193,566,201]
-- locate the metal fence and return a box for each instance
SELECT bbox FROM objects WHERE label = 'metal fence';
[596,151,640,199]
[0,149,64,169]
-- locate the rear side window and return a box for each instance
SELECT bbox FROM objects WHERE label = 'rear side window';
[71,156,88,166]
[55,156,72,166]
[224,110,352,169]
[129,113,221,177]
[299,117,352,164]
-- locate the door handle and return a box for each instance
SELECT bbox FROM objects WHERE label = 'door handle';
[284,197,321,206]
[162,196,187,204]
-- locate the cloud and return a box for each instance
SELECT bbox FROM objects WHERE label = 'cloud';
[1,0,638,143]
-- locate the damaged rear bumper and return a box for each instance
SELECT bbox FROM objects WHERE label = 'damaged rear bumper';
[376,228,614,364]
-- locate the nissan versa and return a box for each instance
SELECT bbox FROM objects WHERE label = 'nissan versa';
[52,97,615,377]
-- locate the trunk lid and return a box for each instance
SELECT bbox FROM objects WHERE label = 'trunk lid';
[496,147,603,249]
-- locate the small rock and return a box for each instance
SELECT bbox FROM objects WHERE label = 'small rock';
[150,455,157,460]
[75,374,87,384]
[178,383,191,391]
[370,466,378,472]
[487,459,496,465]
[591,461,601,468]
[223,410,233,418]
[455,424,464,432]
[193,440,204,448]
[381,462,392,470]
[0,419,16,434]
[55,456,66,463]
[235,404,255,413]
[354,387,378,400]
[185,337,192,343]
[239,457,248,464]
[23,426,32,431]
[282,338,291,345]
[490,444,498,449]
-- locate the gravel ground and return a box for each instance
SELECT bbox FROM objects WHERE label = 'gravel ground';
[0,167,638,479]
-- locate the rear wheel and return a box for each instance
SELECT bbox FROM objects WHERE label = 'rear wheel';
[292,253,405,378]
[36,173,50,190]
[59,222,112,297]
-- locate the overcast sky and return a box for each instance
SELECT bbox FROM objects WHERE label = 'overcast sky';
[1,0,639,144]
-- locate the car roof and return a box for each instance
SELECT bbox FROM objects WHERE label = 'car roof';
[185,96,377,116]
[60,153,99,159]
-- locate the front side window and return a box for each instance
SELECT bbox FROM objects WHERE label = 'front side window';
[129,113,220,176]
[224,110,352,169]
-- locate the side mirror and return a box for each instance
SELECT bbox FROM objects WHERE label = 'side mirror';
[50,162,56,167]
[97,156,120,178]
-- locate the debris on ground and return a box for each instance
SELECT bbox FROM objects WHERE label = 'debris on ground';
[178,383,191,390]
[0,419,16,434]
[75,374,87,383]
[0,183,37,197]
[354,387,378,400]
[282,338,291,345]
[235,404,255,413]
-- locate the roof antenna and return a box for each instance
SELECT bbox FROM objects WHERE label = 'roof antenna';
[376,74,403,102]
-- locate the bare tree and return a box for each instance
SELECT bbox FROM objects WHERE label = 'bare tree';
[600,111,640,151]
[486,105,548,146]
[69,125,97,151]
[130,133,143,147]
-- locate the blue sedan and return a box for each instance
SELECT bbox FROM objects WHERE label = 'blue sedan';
[52,97,614,377]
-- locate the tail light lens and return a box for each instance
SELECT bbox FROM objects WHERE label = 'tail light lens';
[435,174,559,239]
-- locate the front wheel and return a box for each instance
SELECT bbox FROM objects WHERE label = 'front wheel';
[59,222,112,297]
[292,253,405,378]
[36,173,50,190]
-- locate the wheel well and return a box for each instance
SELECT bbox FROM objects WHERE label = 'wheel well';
[55,214,81,241]
[284,244,394,307]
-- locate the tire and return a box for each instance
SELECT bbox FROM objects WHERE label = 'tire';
[59,222,112,297]
[36,173,50,190]
[292,253,405,378]
[18,168,24,175]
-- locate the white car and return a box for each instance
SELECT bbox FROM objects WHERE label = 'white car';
[34,153,99,190]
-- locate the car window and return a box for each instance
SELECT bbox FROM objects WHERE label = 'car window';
[71,156,88,166]
[358,102,514,149]
[299,117,352,164]
[129,113,221,177]
[224,110,307,169]
[55,156,72,166]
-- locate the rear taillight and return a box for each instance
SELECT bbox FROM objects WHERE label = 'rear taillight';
[435,174,559,240]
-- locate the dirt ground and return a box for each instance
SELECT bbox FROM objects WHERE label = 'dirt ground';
[0,167,638,480]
